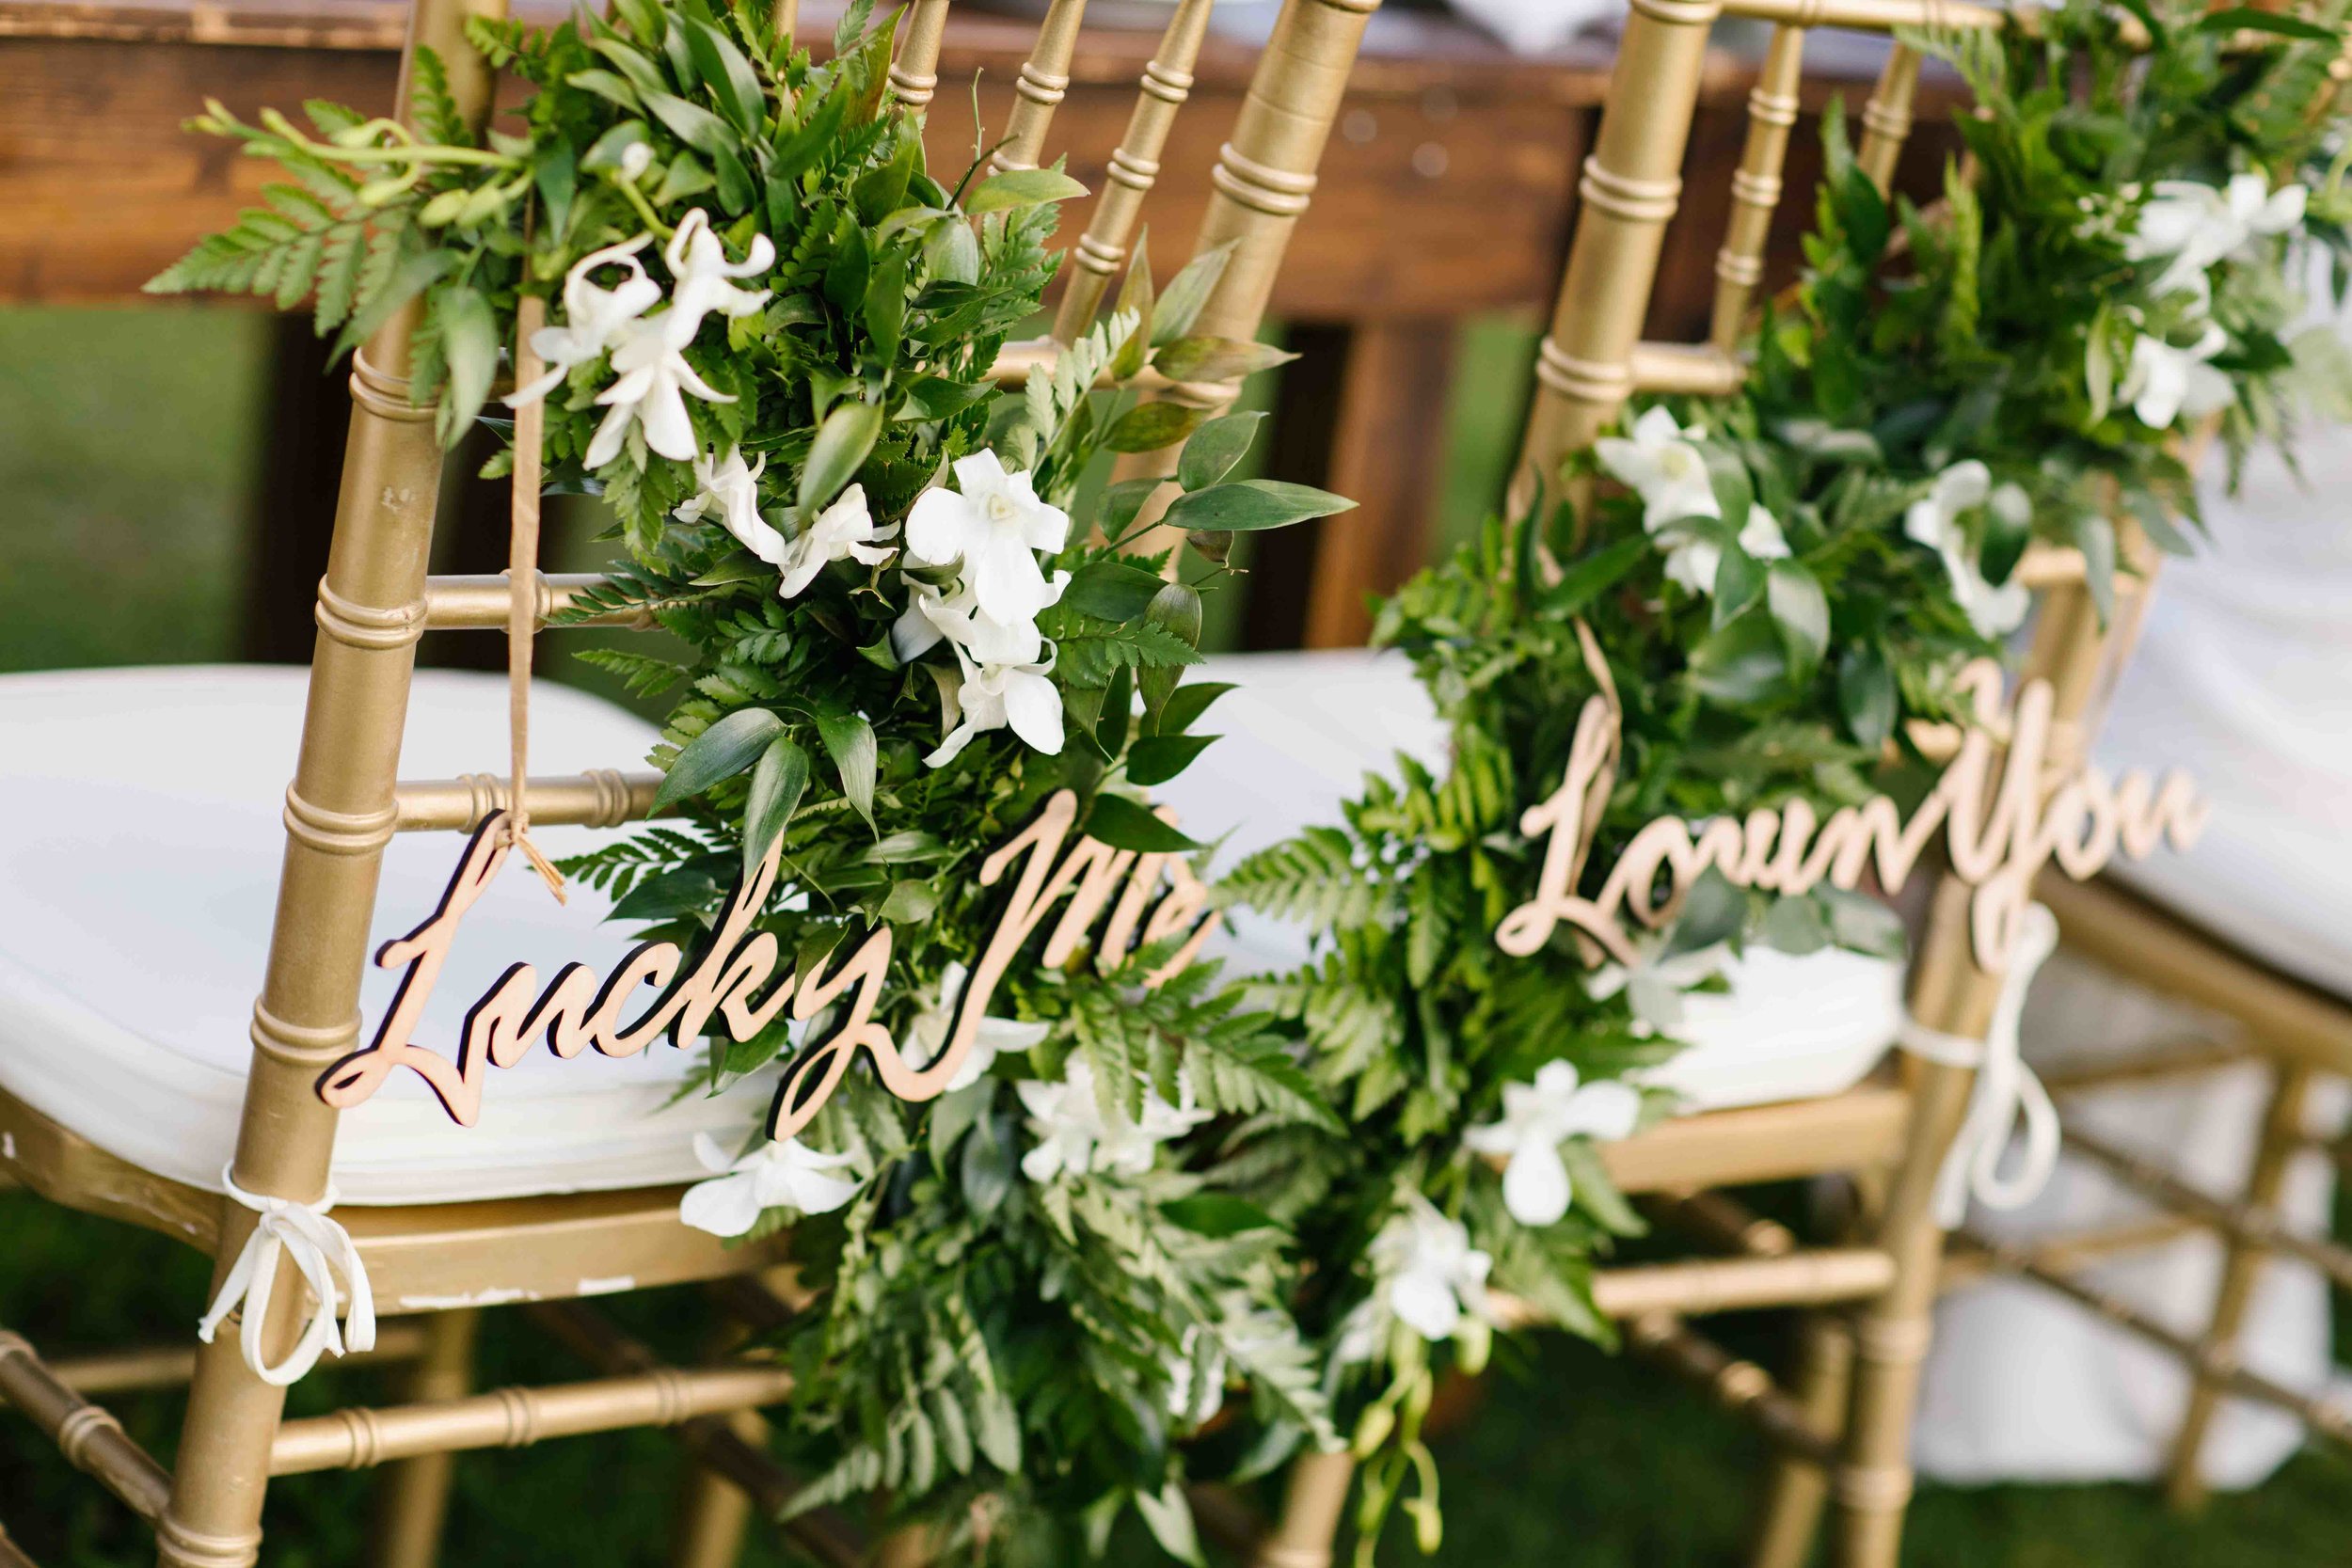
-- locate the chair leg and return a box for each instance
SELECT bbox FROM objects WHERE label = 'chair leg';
[2165,1058,2315,1512]
[667,1411,765,1568]
[370,1308,481,1568]
[1252,1449,1354,1568]
[155,1289,296,1568]
[1749,1310,1853,1568]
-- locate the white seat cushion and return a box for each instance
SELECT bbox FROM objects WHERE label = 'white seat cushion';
[0,665,771,1206]
[1161,651,1902,1112]
[2097,415,2352,997]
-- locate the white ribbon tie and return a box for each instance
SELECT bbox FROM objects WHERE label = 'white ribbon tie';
[1897,901,2063,1229]
[196,1166,376,1387]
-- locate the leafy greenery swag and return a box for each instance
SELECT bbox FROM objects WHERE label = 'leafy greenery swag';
[151,0,2352,1558]
[1223,0,2352,1553]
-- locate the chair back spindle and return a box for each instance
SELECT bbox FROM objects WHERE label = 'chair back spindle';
[1051,0,1219,341]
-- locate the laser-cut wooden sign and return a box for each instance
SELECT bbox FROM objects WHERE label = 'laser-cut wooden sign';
[318,789,1219,1143]
[1496,661,2209,972]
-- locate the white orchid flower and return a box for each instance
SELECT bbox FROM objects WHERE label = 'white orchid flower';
[773,483,897,599]
[1588,938,1732,1037]
[1903,461,2029,637]
[663,208,775,340]
[899,961,1051,1092]
[1462,1061,1643,1227]
[925,640,1065,768]
[2129,173,2308,302]
[904,451,1073,625]
[1337,1193,1494,1361]
[583,310,738,468]
[507,235,660,408]
[1595,406,1721,533]
[1013,1058,1208,1183]
[1661,504,1789,597]
[2122,322,2233,431]
[675,447,780,560]
[891,573,1064,669]
[678,1132,861,1237]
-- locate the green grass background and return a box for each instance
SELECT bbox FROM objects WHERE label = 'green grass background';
[3,305,2347,1563]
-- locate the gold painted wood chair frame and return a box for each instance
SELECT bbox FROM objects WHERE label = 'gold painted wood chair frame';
[1237,2,2216,1564]
[0,0,1388,1562]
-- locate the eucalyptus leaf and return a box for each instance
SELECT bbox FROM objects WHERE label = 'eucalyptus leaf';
[655,707,785,812]
[1162,479,1355,534]
[1064,560,1166,622]
[964,166,1089,214]
[1177,410,1263,491]
[800,401,882,512]
[814,707,879,831]
[1084,794,1200,852]
[741,734,811,882]
[1125,733,1216,786]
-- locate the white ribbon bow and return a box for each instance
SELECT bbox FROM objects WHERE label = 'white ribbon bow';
[1897,902,2063,1228]
[195,1166,376,1387]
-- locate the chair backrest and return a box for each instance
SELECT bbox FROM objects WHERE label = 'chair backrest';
[231,0,1387,1290]
[1507,0,2153,1023]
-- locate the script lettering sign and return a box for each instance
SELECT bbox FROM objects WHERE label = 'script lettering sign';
[318,789,1218,1143]
[1496,662,2208,971]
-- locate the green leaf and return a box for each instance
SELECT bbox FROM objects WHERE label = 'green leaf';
[655,707,784,811]
[1687,614,1787,706]
[1667,866,1746,957]
[1135,1482,1206,1568]
[1700,443,1754,531]
[963,166,1089,214]
[1138,581,1200,721]
[814,708,878,831]
[800,401,882,512]
[564,68,644,112]
[1126,733,1216,786]
[1099,477,1164,537]
[1085,794,1200,852]
[1836,643,1896,751]
[1104,402,1205,453]
[1162,1193,1276,1236]
[1162,479,1355,534]
[1153,680,1235,736]
[1710,541,1765,629]
[1178,410,1263,491]
[679,16,765,134]
[864,254,907,364]
[2073,512,2117,627]
[1152,242,1235,345]
[1542,535,1648,617]
[643,89,740,158]
[1094,666,1134,759]
[1765,560,1829,673]
[1152,335,1295,385]
[435,285,499,447]
[1110,237,1154,380]
[611,866,722,923]
[741,735,811,882]
[2194,7,2337,40]
[1064,560,1165,622]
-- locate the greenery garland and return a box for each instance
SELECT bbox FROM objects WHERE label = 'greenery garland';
[153,0,2352,1557]
[156,0,1360,1553]
[1223,0,2352,1555]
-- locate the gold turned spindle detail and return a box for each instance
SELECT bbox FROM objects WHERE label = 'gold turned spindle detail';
[1051,0,1216,341]
[157,0,509,1561]
[1854,40,1920,195]
[1186,0,1381,345]
[1511,0,1724,515]
[1711,23,1807,352]
[888,0,953,109]
[992,0,1092,173]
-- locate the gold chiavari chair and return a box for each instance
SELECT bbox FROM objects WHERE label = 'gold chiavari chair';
[1208,3,2220,1565]
[0,0,1386,1561]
